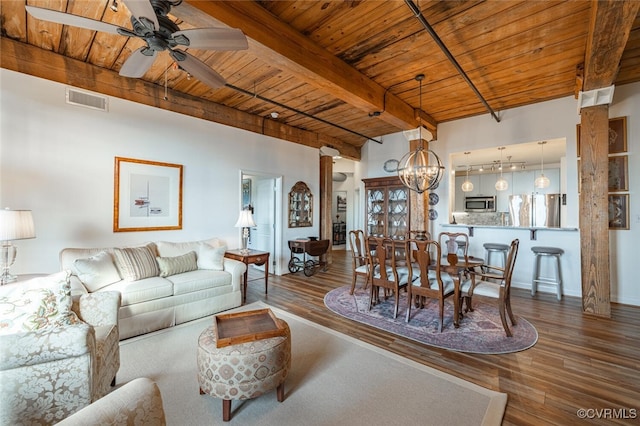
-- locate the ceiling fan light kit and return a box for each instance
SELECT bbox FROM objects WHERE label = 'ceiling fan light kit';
[25,0,248,89]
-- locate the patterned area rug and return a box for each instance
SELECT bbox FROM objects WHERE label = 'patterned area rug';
[324,286,538,354]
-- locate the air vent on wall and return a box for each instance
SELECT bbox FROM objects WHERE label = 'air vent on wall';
[65,88,108,112]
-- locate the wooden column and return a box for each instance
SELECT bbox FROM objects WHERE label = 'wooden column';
[319,154,333,265]
[579,106,611,317]
[577,0,639,316]
[407,139,429,238]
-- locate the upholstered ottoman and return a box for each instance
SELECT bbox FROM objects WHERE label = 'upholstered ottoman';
[197,319,291,421]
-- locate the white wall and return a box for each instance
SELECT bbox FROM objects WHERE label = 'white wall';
[0,69,320,276]
[362,82,639,306]
[2,68,638,305]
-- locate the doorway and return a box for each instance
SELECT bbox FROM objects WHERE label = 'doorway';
[241,171,283,275]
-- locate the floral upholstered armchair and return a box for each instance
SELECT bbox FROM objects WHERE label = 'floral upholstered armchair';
[0,272,121,425]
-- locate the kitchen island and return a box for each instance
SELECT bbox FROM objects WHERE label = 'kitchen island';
[439,223,580,299]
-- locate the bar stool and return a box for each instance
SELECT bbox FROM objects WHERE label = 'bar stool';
[531,246,564,301]
[483,243,509,269]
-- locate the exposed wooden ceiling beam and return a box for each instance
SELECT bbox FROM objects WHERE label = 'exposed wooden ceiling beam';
[184,0,438,136]
[0,38,360,160]
[583,0,640,90]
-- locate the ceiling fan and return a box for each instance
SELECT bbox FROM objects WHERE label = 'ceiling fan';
[25,0,248,89]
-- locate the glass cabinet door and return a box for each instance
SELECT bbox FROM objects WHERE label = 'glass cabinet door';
[363,177,410,239]
[387,186,408,239]
[367,188,385,237]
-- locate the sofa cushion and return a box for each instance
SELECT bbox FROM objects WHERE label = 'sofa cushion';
[106,277,174,306]
[113,245,159,281]
[73,251,122,292]
[156,251,198,277]
[156,238,225,258]
[197,244,227,271]
[0,271,80,335]
[168,269,233,295]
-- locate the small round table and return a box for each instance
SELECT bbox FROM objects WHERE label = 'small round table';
[197,320,291,422]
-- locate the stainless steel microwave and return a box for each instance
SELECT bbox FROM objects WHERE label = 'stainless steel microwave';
[465,196,496,212]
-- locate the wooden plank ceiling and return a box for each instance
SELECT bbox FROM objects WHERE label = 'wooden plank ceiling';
[2,0,640,160]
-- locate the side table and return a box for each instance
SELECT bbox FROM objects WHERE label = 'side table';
[224,249,270,303]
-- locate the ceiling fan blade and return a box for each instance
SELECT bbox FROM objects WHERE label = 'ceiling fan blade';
[172,28,248,51]
[122,0,159,31]
[119,47,157,78]
[171,50,226,89]
[25,5,121,35]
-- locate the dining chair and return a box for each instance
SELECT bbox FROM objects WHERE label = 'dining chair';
[406,239,455,332]
[460,238,520,337]
[435,232,470,282]
[365,236,410,319]
[348,230,370,295]
[437,232,470,259]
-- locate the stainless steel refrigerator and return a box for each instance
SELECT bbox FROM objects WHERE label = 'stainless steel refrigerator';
[508,194,561,227]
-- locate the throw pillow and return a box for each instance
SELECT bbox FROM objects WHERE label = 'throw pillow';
[73,251,122,292]
[197,244,227,271]
[156,251,198,277]
[113,245,160,281]
[0,271,81,335]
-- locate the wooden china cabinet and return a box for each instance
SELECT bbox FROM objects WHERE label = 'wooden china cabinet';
[362,176,410,239]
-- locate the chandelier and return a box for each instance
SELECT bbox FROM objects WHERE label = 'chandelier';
[397,74,444,194]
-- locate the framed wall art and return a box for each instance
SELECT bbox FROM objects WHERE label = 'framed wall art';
[242,178,252,209]
[114,157,183,232]
[608,194,629,230]
[608,155,628,192]
[576,116,627,157]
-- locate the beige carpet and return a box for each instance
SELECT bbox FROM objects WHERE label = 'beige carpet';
[117,302,507,425]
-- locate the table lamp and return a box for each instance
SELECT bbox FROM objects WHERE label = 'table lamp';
[234,209,256,254]
[0,208,36,284]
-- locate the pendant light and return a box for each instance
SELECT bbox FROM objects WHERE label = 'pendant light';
[461,151,474,192]
[495,147,508,191]
[535,141,550,189]
[397,74,444,194]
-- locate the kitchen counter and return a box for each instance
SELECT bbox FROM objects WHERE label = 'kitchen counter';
[441,223,578,239]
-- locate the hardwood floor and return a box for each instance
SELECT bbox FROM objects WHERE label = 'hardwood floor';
[244,250,640,425]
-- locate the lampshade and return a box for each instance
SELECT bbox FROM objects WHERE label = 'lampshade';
[535,174,551,189]
[495,177,509,191]
[0,209,35,241]
[234,210,256,228]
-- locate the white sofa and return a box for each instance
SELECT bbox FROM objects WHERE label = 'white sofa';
[60,238,246,340]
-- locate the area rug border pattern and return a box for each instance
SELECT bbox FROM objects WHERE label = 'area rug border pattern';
[324,285,538,355]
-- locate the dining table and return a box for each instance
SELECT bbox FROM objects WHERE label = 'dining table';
[431,254,485,328]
